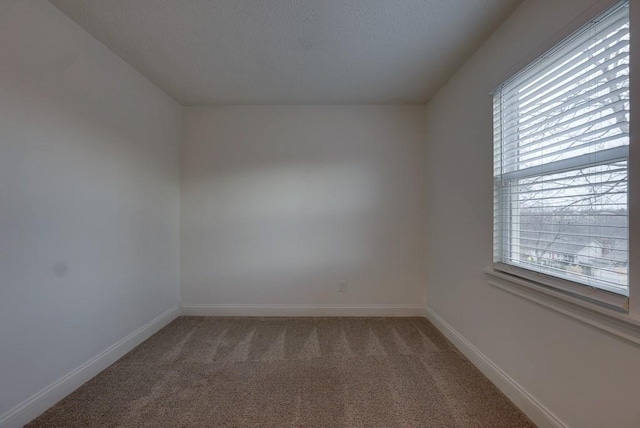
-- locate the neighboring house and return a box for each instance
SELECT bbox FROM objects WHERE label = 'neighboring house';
[576,240,628,268]
[574,240,628,287]
[575,240,604,266]
[518,239,628,288]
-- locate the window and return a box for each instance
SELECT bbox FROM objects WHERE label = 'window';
[493,1,630,305]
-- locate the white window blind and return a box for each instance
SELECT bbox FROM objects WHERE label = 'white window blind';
[493,1,630,297]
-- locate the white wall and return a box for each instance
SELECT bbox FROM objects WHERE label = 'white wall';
[181,106,427,314]
[0,0,182,423]
[423,0,640,427]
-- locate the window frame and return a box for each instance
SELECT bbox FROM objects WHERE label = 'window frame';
[491,0,631,313]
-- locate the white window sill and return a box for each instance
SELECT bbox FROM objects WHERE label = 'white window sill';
[485,268,640,346]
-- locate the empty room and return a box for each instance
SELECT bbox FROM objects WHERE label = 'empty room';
[1,0,638,427]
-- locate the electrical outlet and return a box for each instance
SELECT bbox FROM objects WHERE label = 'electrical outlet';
[338,280,347,292]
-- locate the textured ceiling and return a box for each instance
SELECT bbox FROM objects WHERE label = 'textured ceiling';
[48,0,522,105]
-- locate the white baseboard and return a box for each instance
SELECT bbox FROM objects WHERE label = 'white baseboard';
[182,304,426,317]
[0,305,180,428]
[424,306,567,428]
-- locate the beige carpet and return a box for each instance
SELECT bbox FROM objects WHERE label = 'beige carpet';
[27,317,534,427]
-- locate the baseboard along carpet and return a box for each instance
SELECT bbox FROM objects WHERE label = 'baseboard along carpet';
[27,317,534,427]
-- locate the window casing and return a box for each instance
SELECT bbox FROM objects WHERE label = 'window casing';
[493,1,630,307]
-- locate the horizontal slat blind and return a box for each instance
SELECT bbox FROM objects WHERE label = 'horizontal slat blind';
[493,1,629,296]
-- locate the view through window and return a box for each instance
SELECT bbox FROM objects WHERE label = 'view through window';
[493,1,630,296]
